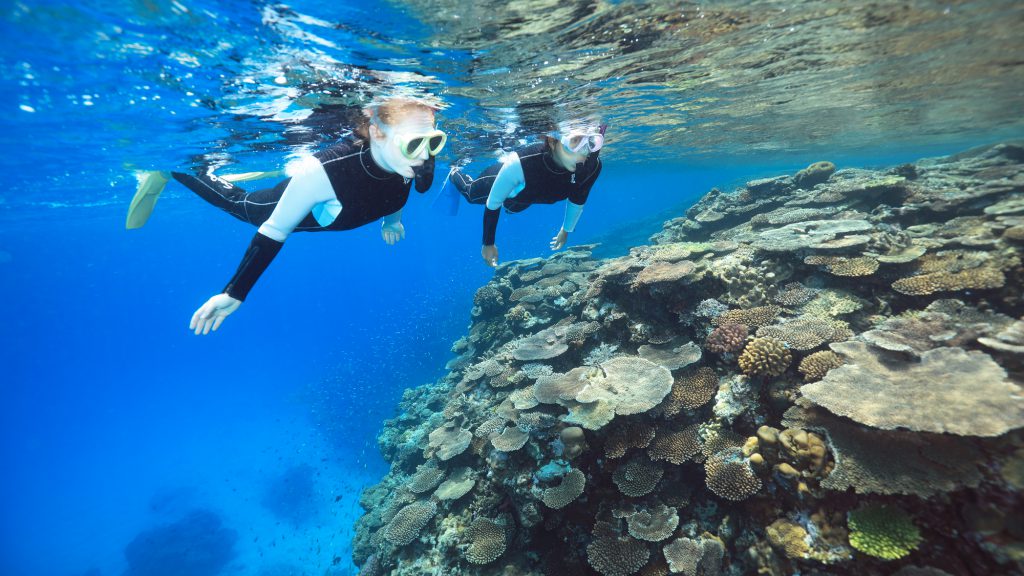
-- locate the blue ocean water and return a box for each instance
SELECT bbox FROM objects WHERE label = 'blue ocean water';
[1,1,1021,575]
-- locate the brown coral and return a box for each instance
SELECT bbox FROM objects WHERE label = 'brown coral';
[891,267,1005,295]
[648,423,702,465]
[541,468,586,509]
[427,423,473,461]
[613,455,664,497]
[624,502,679,542]
[783,399,985,496]
[804,255,879,277]
[491,425,530,452]
[408,464,445,494]
[713,305,781,328]
[382,501,437,546]
[705,323,748,354]
[465,518,507,565]
[800,341,1024,436]
[587,523,651,576]
[738,337,792,377]
[704,448,762,501]
[657,367,720,417]
[798,350,844,382]
[756,317,850,351]
[605,420,657,459]
[662,535,725,576]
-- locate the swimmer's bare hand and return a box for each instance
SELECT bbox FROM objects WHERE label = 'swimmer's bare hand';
[481,244,499,267]
[550,229,568,250]
[381,221,406,245]
[190,293,242,335]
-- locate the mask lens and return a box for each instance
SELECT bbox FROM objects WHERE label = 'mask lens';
[428,134,444,154]
[588,134,604,152]
[404,137,426,158]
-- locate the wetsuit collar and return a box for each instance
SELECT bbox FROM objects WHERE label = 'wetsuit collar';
[542,147,572,174]
[360,143,399,180]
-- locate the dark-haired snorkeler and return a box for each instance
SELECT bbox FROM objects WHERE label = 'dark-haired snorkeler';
[443,119,604,267]
[125,97,446,335]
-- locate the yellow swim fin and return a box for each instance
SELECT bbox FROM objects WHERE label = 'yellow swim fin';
[125,170,170,229]
[219,170,283,183]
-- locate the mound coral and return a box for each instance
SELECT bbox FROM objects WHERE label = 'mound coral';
[798,350,844,382]
[847,504,921,560]
[794,161,836,188]
[704,323,748,354]
[738,337,792,377]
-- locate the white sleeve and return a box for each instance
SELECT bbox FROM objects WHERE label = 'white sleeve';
[562,201,584,232]
[257,156,336,242]
[484,152,526,210]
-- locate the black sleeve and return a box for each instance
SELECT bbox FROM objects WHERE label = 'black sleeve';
[223,232,284,301]
[569,156,602,205]
[482,207,501,246]
[414,155,435,193]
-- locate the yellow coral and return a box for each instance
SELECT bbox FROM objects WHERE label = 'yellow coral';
[738,337,792,377]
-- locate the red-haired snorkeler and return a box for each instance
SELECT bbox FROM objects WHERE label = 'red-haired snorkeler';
[443,119,605,267]
[126,97,446,334]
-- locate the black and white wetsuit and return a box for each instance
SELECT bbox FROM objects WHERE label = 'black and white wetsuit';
[173,139,429,301]
[451,142,602,245]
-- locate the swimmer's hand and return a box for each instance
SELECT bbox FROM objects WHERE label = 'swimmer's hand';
[190,293,241,335]
[550,229,568,251]
[482,244,499,267]
[381,221,406,245]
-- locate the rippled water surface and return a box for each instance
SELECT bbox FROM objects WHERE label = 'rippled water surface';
[3,0,1022,204]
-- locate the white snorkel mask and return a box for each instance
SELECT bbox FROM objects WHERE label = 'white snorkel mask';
[552,121,607,155]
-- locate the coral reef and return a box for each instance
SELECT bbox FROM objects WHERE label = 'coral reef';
[353,143,1024,576]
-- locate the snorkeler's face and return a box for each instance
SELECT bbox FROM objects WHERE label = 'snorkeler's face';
[370,109,441,178]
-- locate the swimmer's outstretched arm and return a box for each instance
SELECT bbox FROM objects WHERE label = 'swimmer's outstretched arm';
[480,153,526,267]
[551,201,584,250]
[190,158,334,335]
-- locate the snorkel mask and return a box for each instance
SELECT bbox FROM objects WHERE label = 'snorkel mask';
[557,123,607,155]
[372,116,448,160]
